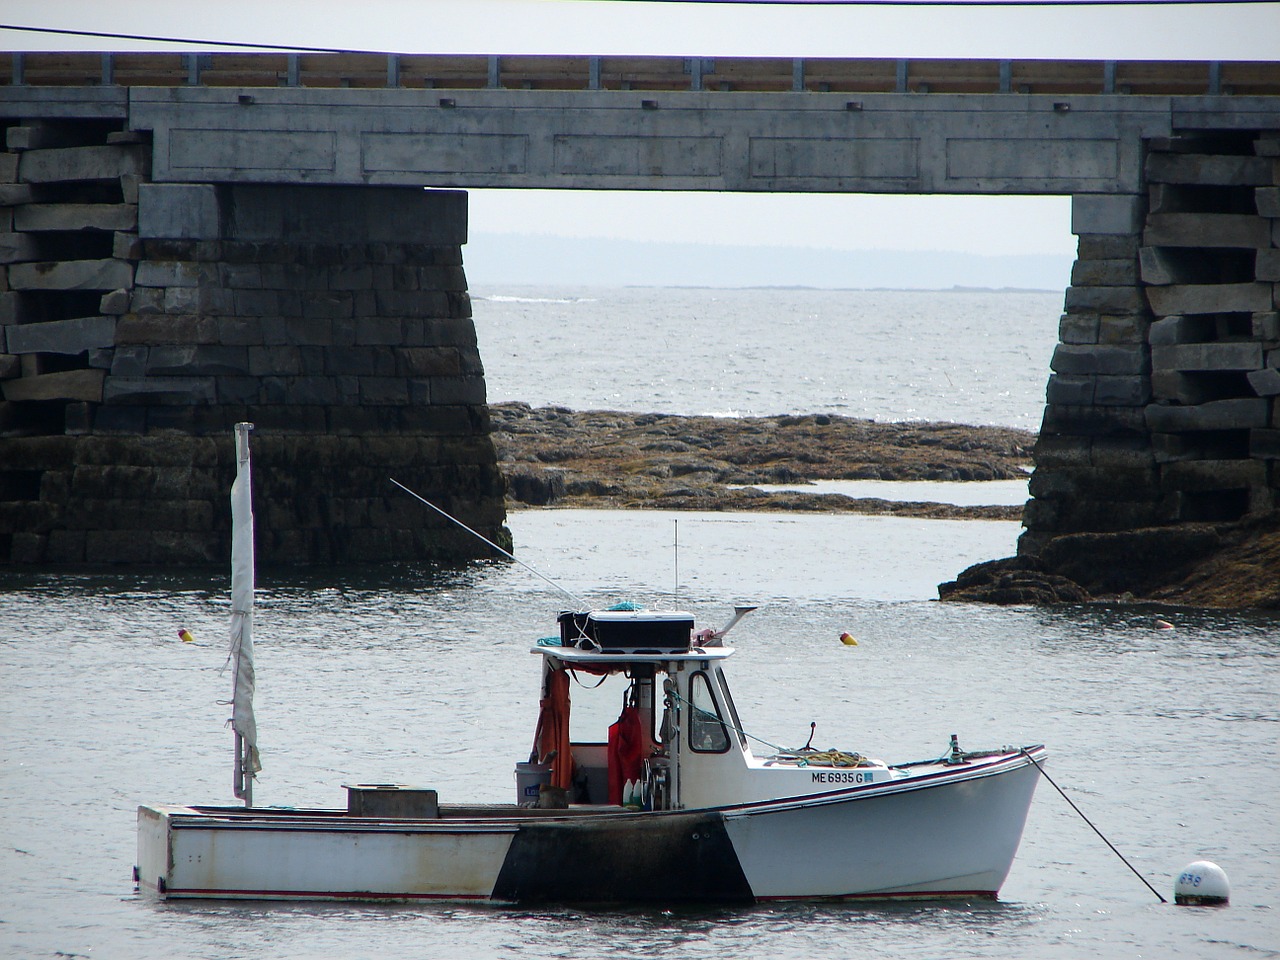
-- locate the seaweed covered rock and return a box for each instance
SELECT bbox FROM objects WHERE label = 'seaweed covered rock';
[939,555,1091,605]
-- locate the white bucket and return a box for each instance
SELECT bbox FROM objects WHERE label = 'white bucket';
[514,761,551,803]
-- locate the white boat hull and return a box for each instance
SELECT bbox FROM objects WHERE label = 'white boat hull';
[137,747,1043,903]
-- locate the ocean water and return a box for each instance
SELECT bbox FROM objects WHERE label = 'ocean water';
[472,286,1063,430]
[1,510,1277,959]
[2,287,1277,959]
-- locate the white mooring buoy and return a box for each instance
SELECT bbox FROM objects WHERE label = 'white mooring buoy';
[1174,860,1230,906]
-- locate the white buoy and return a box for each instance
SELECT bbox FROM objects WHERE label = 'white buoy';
[1174,860,1230,906]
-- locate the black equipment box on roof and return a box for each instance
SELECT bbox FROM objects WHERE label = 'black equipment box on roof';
[558,610,694,654]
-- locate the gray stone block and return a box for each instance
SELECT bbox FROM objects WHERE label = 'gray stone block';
[14,204,137,233]
[1090,437,1154,469]
[221,263,262,289]
[284,376,340,404]
[1144,398,1269,432]
[356,317,404,345]
[1152,342,1262,372]
[1064,285,1147,314]
[216,376,261,404]
[430,375,487,405]
[17,144,147,183]
[1071,259,1137,287]
[112,232,143,260]
[1258,250,1280,283]
[0,232,40,264]
[0,183,35,205]
[399,347,462,378]
[1071,195,1144,236]
[328,265,373,290]
[4,315,116,355]
[1,369,104,402]
[248,346,302,376]
[1078,236,1140,260]
[359,376,410,405]
[1255,312,1280,343]
[102,376,217,405]
[219,317,266,347]
[114,314,219,345]
[1247,367,1280,397]
[0,354,19,378]
[0,153,16,182]
[1094,375,1151,407]
[1147,283,1272,316]
[1098,315,1149,344]
[135,260,208,288]
[99,289,130,315]
[137,183,223,240]
[1051,343,1148,376]
[301,291,352,319]
[1145,153,1272,186]
[146,345,251,376]
[9,259,134,291]
[1046,375,1094,406]
[1253,187,1280,218]
[128,288,165,315]
[1144,213,1270,249]
[86,348,113,370]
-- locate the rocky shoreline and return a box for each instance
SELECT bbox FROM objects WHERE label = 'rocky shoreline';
[491,402,1033,521]
[491,403,1280,610]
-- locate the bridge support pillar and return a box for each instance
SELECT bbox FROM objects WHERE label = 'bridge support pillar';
[1,119,505,565]
[1015,131,1280,596]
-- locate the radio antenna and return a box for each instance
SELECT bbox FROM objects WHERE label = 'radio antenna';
[390,478,585,606]
[674,518,679,606]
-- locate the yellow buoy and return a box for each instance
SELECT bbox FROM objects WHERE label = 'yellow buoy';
[839,632,858,646]
[178,628,195,643]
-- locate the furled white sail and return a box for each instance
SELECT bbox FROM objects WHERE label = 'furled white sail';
[230,422,260,804]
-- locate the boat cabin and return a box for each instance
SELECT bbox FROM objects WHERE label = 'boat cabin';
[526,608,898,812]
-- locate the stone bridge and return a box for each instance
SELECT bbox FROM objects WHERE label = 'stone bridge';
[1,53,1279,567]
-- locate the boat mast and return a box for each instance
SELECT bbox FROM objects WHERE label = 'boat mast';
[229,422,261,807]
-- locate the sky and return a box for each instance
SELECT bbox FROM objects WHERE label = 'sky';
[3,1,1276,284]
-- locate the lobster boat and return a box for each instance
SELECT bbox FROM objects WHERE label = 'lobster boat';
[136,425,1045,904]
[137,603,1044,903]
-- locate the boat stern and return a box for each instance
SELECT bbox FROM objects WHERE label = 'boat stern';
[136,804,176,897]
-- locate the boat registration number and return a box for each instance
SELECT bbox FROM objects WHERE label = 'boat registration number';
[811,770,873,784]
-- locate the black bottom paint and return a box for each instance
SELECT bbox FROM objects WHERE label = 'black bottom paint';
[491,810,754,903]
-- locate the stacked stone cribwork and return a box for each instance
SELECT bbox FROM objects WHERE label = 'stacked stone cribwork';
[1,135,506,564]
[1023,191,1158,557]
[1141,134,1278,523]
[1023,131,1280,571]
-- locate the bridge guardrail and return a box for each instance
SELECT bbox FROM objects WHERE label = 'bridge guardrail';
[4,53,1280,96]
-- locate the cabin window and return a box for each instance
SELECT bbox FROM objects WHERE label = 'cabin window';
[713,669,748,750]
[688,671,730,753]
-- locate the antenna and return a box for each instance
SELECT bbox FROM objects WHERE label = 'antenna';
[673,518,679,606]
[390,478,585,607]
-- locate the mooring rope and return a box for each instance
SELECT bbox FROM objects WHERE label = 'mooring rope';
[1021,748,1167,904]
